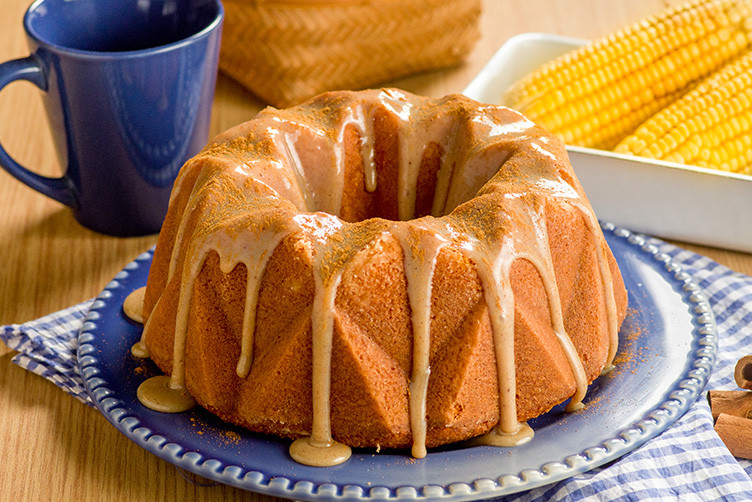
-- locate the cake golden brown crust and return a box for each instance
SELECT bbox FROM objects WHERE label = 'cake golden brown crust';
[138,89,628,458]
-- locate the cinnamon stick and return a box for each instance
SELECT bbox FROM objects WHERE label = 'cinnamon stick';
[708,389,752,420]
[734,355,752,390]
[714,413,752,459]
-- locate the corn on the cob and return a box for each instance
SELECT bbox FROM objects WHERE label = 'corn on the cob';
[501,0,752,150]
[614,49,752,174]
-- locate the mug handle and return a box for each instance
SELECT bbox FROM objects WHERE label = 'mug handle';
[0,56,77,208]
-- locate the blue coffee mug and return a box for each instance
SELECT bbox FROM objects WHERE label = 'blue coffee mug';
[0,0,223,236]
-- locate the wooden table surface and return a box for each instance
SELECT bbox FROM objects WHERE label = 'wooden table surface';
[1,0,750,500]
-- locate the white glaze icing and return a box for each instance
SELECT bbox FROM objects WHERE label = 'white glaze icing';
[134,89,622,466]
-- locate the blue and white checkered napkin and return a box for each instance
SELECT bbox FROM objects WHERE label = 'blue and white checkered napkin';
[1,299,93,404]
[2,236,752,500]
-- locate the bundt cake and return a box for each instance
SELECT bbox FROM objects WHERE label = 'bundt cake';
[129,88,629,467]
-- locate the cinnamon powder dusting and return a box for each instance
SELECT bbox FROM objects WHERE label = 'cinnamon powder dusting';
[135,89,628,466]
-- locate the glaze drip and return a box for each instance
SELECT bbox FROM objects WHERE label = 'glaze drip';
[135,89,625,466]
[392,222,448,459]
[123,287,146,324]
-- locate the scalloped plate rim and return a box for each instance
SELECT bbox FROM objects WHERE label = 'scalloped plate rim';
[77,224,717,501]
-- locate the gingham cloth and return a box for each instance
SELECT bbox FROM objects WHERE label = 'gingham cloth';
[2,236,752,500]
[1,299,94,404]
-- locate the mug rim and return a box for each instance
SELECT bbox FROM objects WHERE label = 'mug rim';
[23,0,224,60]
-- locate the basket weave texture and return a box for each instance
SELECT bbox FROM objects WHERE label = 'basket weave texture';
[220,0,482,107]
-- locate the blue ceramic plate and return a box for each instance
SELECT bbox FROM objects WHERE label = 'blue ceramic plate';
[78,224,717,501]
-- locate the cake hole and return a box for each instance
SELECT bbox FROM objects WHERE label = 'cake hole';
[287,105,512,224]
[336,127,503,224]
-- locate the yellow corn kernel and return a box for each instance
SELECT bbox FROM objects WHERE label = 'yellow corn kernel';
[501,0,752,150]
[614,49,752,174]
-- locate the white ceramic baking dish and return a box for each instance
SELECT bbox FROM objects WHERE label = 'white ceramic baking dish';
[463,32,752,253]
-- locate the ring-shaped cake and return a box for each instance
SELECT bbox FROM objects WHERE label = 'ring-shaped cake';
[131,89,629,466]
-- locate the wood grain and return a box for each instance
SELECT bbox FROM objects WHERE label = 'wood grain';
[0,0,748,500]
